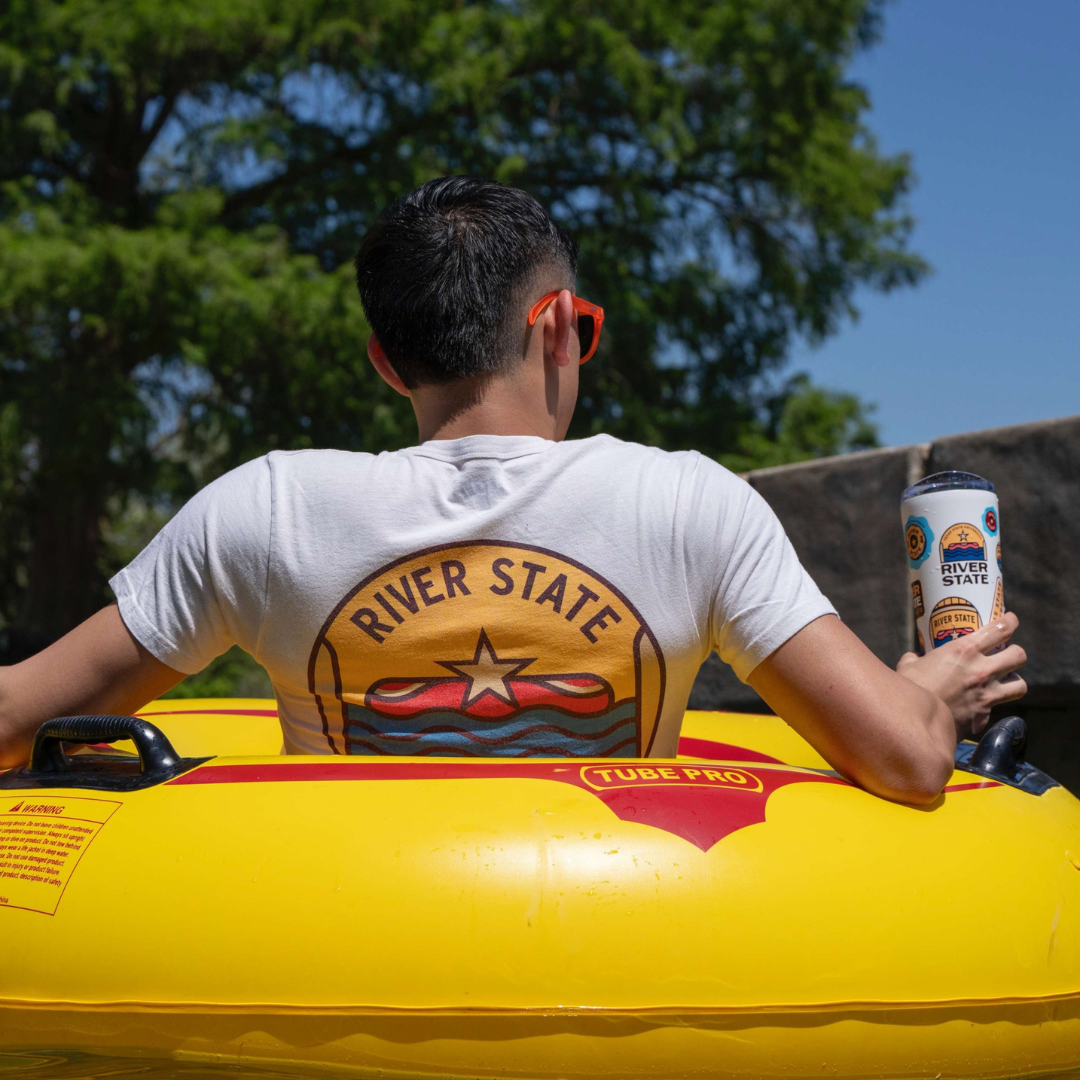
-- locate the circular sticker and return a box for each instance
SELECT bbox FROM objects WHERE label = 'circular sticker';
[983,507,998,535]
[906,522,927,561]
[939,522,985,563]
[905,516,933,568]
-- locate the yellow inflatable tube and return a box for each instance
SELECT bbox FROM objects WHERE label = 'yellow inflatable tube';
[1,700,1079,1079]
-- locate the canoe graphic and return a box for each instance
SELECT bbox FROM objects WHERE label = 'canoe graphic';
[340,629,633,756]
[365,673,613,720]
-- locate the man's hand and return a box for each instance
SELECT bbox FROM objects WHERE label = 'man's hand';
[896,612,1027,742]
[0,605,183,769]
[749,614,956,805]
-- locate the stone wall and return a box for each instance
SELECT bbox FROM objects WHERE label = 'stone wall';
[689,414,1080,790]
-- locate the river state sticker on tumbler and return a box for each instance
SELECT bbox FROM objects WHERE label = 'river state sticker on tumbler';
[911,580,925,619]
[905,516,933,569]
[939,522,986,563]
[991,577,1005,621]
[929,596,982,649]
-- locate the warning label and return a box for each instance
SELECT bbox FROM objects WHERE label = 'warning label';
[0,797,120,915]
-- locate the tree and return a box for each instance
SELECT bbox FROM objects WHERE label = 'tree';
[0,188,412,657]
[0,0,923,659]
[720,373,879,472]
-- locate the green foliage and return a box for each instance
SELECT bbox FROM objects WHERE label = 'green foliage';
[0,188,410,653]
[720,374,879,473]
[0,0,917,662]
[161,646,272,700]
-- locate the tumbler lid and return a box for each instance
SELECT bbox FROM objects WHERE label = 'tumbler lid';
[901,470,994,502]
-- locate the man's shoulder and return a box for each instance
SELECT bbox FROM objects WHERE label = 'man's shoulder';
[266,447,379,466]
[562,435,742,484]
[263,447,388,479]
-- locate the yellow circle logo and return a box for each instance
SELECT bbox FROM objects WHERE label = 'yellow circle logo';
[308,542,665,757]
[906,522,927,563]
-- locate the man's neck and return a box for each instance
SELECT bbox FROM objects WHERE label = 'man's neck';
[410,371,567,443]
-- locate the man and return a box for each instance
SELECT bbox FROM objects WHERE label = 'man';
[0,178,1027,801]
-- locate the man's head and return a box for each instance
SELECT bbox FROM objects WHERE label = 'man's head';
[355,177,578,390]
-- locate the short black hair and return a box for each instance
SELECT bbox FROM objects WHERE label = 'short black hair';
[354,177,577,388]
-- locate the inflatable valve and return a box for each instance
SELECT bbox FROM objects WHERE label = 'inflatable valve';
[0,715,209,792]
[955,715,1058,795]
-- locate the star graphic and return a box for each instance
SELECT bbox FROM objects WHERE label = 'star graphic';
[958,527,969,543]
[436,629,536,708]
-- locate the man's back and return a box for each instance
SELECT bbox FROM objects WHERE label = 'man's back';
[0,176,1024,803]
[111,434,831,755]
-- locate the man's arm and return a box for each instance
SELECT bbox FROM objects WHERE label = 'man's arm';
[749,612,1028,804]
[749,614,957,805]
[0,605,183,768]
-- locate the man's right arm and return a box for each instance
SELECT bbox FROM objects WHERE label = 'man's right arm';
[748,614,956,804]
[0,605,183,769]
[748,612,1027,804]
[691,459,1026,806]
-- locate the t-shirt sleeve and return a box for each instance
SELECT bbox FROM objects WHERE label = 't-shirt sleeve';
[685,455,837,682]
[108,456,273,674]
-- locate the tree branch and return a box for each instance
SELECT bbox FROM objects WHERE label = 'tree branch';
[140,89,180,156]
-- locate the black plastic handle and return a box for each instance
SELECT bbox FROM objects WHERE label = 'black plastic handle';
[969,714,1027,778]
[30,715,182,775]
[952,714,1058,795]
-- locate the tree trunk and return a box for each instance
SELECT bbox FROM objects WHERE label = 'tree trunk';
[7,469,110,663]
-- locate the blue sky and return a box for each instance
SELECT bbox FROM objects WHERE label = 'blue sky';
[789,0,1080,447]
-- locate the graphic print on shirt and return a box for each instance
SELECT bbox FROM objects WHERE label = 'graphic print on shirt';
[308,542,665,757]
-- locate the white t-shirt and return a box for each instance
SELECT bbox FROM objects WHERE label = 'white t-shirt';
[110,434,834,757]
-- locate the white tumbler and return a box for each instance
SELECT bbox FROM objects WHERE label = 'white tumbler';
[901,471,1003,656]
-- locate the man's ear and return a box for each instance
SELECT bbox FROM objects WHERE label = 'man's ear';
[367,334,411,397]
[542,289,575,368]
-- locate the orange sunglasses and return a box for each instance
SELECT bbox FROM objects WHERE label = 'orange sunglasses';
[527,291,605,364]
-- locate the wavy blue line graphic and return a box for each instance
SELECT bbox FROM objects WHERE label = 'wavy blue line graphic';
[344,700,639,757]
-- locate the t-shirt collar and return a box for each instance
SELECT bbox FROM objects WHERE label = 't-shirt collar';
[405,434,556,462]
